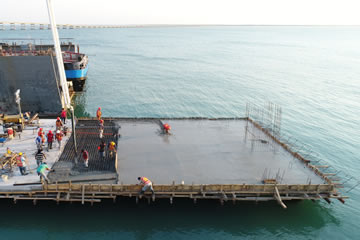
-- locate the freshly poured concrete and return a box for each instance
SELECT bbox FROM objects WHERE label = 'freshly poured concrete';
[116,119,325,185]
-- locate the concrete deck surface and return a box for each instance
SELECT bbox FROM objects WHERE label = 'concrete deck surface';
[116,119,325,185]
[0,119,71,186]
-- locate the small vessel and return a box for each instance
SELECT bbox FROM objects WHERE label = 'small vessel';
[63,51,88,91]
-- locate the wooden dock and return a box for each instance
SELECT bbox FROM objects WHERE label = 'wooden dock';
[0,182,346,208]
[0,117,348,208]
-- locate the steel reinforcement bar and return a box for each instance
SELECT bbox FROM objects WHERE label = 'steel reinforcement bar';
[247,117,335,186]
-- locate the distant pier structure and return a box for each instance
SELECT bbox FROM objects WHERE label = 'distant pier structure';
[0,21,152,30]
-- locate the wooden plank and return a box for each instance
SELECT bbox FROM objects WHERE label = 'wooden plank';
[314,165,329,168]
[81,185,85,205]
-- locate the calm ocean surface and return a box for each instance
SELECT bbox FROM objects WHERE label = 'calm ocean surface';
[1,26,359,239]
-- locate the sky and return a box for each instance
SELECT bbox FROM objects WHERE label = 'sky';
[1,0,360,25]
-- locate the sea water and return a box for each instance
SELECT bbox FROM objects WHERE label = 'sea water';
[0,26,359,239]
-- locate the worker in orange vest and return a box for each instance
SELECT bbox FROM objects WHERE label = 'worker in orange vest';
[55,130,63,149]
[16,152,28,175]
[163,123,171,134]
[55,117,63,131]
[138,176,155,196]
[108,141,116,157]
[38,128,45,144]
[96,107,102,121]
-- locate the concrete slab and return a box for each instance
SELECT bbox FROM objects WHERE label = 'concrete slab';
[0,119,72,186]
[116,119,325,185]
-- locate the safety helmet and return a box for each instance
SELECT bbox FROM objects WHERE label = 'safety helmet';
[19,152,23,156]
[111,142,115,146]
[39,128,43,131]
[49,130,52,134]
[56,130,60,134]
[57,117,60,120]
[98,107,101,110]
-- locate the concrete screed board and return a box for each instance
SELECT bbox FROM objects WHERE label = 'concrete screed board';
[116,119,325,185]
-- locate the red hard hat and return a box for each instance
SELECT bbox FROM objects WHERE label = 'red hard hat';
[49,130,52,134]
[57,117,60,120]
[98,107,101,110]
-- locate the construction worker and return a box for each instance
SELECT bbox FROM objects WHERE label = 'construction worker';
[99,119,104,127]
[99,127,104,139]
[38,128,43,137]
[96,107,102,121]
[46,130,54,151]
[37,162,54,183]
[99,119,104,139]
[35,135,42,150]
[98,140,106,160]
[35,149,46,167]
[81,149,89,168]
[16,152,28,175]
[60,108,67,124]
[138,177,155,196]
[55,117,63,131]
[55,130,63,149]
[108,141,116,157]
[38,128,45,144]
[163,123,171,134]
[5,147,12,157]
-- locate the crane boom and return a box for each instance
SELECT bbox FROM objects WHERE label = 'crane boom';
[46,0,71,108]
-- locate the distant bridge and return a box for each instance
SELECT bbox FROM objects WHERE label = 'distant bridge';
[0,21,151,30]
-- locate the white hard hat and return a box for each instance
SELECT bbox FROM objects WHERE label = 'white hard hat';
[56,130,60,133]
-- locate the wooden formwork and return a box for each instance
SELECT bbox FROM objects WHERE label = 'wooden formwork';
[0,183,346,208]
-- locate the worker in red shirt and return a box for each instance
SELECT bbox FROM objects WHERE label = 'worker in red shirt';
[60,108,67,124]
[81,149,89,168]
[46,130,54,151]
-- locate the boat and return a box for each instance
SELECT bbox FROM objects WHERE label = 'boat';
[0,39,88,92]
[63,51,88,91]
[0,39,88,115]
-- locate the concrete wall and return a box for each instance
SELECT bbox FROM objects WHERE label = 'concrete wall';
[0,56,63,114]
